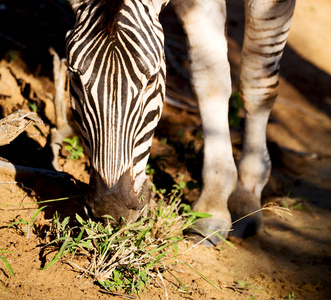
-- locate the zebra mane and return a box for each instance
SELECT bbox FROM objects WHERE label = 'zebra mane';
[98,0,124,34]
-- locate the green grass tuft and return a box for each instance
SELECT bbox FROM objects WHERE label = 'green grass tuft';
[41,181,210,295]
[63,136,85,160]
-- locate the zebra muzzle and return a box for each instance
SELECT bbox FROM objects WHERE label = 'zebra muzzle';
[86,169,150,223]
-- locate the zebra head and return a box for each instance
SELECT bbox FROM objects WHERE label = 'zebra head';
[66,0,169,222]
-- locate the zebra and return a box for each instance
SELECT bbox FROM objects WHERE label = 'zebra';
[66,0,296,246]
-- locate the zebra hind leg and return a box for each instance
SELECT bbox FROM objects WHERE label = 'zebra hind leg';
[228,0,296,238]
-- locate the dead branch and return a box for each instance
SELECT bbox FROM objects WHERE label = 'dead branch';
[0,109,43,146]
[49,47,71,133]
[0,160,73,181]
[49,47,74,171]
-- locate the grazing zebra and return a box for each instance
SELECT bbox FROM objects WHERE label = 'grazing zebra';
[66,0,295,246]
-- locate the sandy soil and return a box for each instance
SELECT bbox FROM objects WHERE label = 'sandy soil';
[0,0,330,299]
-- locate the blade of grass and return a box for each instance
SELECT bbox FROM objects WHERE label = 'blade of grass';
[183,262,224,293]
[29,205,48,225]
[42,237,73,270]
[167,270,189,293]
[0,256,14,276]
[0,195,84,207]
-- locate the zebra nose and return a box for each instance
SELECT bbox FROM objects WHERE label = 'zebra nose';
[86,169,150,223]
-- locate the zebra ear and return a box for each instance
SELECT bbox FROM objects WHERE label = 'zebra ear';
[151,0,170,14]
[67,0,87,14]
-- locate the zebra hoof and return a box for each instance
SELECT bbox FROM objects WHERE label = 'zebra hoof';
[228,187,263,238]
[229,211,263,238]
[187,214,232,247]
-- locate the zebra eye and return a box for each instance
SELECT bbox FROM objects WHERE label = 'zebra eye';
[68,67,80,79]
[147,73,158,86]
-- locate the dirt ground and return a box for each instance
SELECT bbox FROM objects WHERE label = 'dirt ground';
[0,0,331,299]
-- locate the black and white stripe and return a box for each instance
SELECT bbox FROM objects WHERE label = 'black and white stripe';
[66,0,166,189]
[239,0,296,104]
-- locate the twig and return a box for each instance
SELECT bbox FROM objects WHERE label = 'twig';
[276,97,324,122]
[0,33,27,50]
[0,160,74,182]
[165,94,199,113]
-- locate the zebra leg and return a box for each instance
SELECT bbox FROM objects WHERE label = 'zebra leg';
[229,0,296,237]
[173,0,237,246]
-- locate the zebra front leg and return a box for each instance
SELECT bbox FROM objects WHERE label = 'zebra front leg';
[173,0,237,246]
[229,0,296,237]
